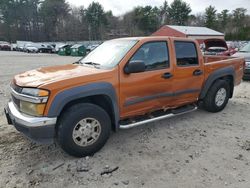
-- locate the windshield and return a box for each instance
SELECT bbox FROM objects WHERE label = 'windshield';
[240,42,250,52]
[80,39,138,68]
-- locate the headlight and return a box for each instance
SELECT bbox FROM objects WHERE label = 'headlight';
[11,87,49,116]
[20,88,48,116]
[20,101,46,116]
[22,88,49,97]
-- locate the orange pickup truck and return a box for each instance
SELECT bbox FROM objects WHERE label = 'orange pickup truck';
[5,37,245,157]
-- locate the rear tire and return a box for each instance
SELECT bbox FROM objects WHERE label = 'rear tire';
[57,103,111,157]
[203,80,230,113]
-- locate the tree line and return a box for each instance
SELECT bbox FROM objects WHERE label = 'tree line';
[0,0,249,42]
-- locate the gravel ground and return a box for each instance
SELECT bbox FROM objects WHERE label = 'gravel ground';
[0,51,250,188]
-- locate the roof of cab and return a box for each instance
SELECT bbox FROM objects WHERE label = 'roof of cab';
[111,36,195,41]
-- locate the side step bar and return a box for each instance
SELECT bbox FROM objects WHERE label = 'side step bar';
[119,105,197,129]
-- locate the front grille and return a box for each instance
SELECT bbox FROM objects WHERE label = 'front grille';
[11,84,22,110]
[11,94,20,110]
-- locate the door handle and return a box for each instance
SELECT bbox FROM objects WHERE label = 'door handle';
[193,69,203,76]
[162,72,173,79]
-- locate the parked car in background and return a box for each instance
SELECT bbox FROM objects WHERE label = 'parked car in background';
[17,46,25,51]
[0,41,11,51]
[203,39,234,56]
[50,44,56,53]
[11,43,17,51]
[23,43,36,52]
[16,46,24,52]
[25,45,38,53]
[38,44,54,53]
[204,47,229,56]
[16,41,33,52]
[226,41,238,55]
[233,42,250,80]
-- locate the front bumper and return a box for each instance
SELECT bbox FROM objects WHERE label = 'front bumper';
[243,68,250,80]
[4,102,57,143]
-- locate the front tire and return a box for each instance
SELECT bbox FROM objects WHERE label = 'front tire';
[57,103,111,157]
[203,80,230,113]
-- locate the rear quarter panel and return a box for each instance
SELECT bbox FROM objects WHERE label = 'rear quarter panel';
[204,56,245,86]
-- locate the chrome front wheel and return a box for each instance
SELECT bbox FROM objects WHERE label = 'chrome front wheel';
[58,103,111,157]
[72,118,102,147]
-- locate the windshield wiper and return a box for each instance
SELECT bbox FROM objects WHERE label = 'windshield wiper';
[73,61,81,64]
[82,62,101,68]
[239,50,248,53]
[73,57,85,64]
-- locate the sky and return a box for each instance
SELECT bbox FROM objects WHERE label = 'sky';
[67,0,250,16]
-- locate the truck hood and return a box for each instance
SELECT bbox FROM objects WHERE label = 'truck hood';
[14,64,109,88]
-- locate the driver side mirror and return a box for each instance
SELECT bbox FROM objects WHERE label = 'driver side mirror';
[124,60,146,74]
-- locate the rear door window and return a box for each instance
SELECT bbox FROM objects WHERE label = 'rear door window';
[174,41,198,66]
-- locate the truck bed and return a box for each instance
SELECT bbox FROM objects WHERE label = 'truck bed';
[204,55,236,64]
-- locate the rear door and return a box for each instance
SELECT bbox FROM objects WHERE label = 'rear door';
[171,40,204,105]
[119,39,174,118]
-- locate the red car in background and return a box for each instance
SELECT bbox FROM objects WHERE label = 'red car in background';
[203,39,237,56]
[0,41,11,51]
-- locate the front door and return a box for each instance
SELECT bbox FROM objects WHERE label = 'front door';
[119,40,174,119]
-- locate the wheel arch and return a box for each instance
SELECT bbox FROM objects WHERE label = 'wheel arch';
[47,82,119,131]
[199,66,235,99]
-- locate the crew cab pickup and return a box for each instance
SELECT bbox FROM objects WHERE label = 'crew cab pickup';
[4,37,245,157]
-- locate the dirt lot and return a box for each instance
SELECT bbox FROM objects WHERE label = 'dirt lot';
[0,51,250,188]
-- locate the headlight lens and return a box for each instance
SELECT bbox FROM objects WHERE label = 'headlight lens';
[21,88,49,97]
[20,101,46,116]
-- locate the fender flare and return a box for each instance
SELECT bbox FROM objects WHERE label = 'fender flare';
[199,66,235,99]
[47,82,119,128]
